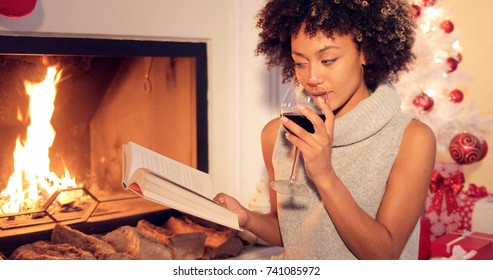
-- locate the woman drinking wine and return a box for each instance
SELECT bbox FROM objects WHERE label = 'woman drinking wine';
[214,0,436,260]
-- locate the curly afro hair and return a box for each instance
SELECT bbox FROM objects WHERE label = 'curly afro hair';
[255,0,417,91]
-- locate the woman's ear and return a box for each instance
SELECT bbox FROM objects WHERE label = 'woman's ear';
[360,51,367,66]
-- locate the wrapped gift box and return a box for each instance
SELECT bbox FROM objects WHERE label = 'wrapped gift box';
[418,216,432,260]
[431,231,493,260]
[472,196,493,234]
[424,162,464,240]
[456,185,490,231]
[420,162,492,259]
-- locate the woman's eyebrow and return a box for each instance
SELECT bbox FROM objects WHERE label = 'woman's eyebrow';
[291,45,340,57]
[318,45,340,53]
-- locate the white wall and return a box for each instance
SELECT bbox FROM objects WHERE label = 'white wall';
[0,0,278,205]
[236,1,280,205]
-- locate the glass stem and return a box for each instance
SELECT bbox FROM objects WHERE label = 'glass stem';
[289,147,301,181]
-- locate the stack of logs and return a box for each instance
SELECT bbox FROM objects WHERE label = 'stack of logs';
[0,215,256,260]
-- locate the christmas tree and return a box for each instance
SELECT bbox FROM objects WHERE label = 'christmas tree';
[396,0,492,164]
[398,2,493,258]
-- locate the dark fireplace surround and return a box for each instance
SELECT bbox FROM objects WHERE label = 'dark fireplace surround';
[0,35,208,255]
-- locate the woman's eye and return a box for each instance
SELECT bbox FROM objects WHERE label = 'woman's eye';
[321,59,336,65]
[294,62,308,68]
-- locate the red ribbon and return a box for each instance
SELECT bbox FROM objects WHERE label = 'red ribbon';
[427,170,465,215]
[466,183,488,198]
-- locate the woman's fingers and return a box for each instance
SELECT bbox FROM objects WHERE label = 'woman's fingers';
[316,96,334,136]
[281,97,335,150]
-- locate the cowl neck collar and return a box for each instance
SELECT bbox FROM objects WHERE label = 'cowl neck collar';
[332,83,401,147]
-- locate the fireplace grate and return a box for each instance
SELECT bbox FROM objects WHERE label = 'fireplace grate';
[1,187,100,230]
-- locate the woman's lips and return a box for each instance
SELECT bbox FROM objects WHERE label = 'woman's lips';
[311,93,328,102]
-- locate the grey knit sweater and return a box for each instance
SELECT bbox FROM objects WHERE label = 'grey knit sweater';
[272,83,419,259]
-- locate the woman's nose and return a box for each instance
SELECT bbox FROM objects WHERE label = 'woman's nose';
[306,64,323,87]
[306,78,323,87]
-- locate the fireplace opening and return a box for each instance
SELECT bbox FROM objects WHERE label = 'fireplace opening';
[0,35,208,255]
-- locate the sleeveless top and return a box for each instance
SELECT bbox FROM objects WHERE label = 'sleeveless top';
[272,83,420,259]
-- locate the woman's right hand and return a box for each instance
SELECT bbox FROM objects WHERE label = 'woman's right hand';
[282,95,335,185]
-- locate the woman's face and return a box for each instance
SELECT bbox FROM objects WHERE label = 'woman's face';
[291,25,369,117]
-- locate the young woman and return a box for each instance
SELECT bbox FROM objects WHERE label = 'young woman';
[214,0,436,259]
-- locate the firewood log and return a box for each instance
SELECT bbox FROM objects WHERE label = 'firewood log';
[51,223,134,260]
[163,215,244,259]
[9,240,96,260]
[136,219,206,260]
[102,225,173,260]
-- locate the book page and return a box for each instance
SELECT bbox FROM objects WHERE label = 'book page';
[125,142,214,199]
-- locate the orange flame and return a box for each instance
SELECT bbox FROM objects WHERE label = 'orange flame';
[1,66,79,214]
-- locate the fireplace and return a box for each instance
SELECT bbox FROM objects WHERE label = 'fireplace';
[0,35,209,255]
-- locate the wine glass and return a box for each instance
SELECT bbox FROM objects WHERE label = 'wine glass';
[270,80,326,197]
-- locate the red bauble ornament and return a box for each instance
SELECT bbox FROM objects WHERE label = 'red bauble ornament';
[411,4,421,19]
[479,138,488,160]
[0,0,37,17]
[448,89,464,103]
[440,20,454,33]
[423,0,437,7]
[412,92,434,112]
[455,53,463,62]
[449,133,484,165]
[446,57,459,73]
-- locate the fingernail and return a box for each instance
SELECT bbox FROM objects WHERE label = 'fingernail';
[318,96,326,103]
[281,116,288,123]
[298,105,307,111]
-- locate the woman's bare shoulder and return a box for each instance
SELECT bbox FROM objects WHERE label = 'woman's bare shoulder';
[261,117,281,143]
[262,117,281,135]
[396,118,436,169]
[404,119,436,147]
[261,117,281,159]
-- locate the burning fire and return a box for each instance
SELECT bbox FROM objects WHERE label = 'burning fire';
[0,66,81,215]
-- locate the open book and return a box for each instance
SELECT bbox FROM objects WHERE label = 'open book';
[121,141,240,230]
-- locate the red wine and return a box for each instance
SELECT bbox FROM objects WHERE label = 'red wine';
[283,113,326,134]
